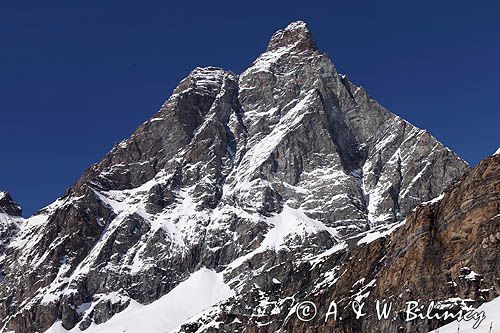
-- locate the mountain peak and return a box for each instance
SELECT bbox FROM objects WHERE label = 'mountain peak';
[0,191,22,217]
[0,21,474,333]
[266,20,318,52]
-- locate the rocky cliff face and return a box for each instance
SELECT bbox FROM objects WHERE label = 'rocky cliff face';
[0,192,22,218]
[196,152,498,333]
[0,192,22,258]
[0,21,472,333]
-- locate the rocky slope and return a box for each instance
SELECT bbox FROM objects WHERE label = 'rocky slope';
[0,21,471,333]
[190,151,498,333]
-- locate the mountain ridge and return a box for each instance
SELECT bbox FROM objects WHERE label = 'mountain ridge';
[0,21,474,333]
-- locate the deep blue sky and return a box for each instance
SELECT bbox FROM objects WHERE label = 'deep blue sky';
[1,1,499,216]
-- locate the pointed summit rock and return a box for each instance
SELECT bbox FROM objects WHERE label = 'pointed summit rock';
[266,20,318,52]
[0,191,22,217]
[0,192,22,257]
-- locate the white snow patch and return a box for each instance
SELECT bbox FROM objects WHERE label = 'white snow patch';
[226,205,338,270]
[463,269,481,281]
[307,242,347,269]
[424,193,444,205]
[437,296,499,332]
[357,220,405,245]
[44,268,233,333]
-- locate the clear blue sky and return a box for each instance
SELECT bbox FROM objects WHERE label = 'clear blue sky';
[1,0,499,216]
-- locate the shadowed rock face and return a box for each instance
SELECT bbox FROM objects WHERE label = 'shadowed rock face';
[0,21,472,333]
[204,153,498,333]
[299,154,499,333]
[0,192,22,217]
[0,192,22,258]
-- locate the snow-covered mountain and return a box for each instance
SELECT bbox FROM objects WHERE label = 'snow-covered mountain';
[2,21,493,333]
[0,192,22,259]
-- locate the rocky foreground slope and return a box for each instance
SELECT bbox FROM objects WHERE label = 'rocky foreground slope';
[194,151,499,333]
[0,21,476,333]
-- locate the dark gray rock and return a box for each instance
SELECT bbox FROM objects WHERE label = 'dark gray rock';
[0,192,22,258]
[0,192,22,217]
